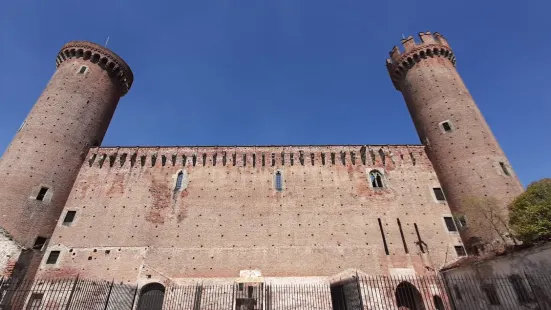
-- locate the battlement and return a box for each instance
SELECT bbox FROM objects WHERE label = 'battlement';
[56,41,133,95]
[386,32,456,90]
[84,145,428,170]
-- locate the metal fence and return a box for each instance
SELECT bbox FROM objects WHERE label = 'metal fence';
[1,273,551,309]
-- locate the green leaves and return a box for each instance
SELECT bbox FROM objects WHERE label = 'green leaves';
[509,179,551,243]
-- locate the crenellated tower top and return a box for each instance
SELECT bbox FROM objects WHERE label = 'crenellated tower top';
[55,41,134,95]
[386,32,456,90]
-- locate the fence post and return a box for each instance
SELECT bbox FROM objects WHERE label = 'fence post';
[64,275,80,310]
[103,279,115,310]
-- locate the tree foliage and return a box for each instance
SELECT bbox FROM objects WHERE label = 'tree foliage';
[509,179,551,243]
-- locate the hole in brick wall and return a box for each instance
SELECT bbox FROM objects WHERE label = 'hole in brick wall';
[105,250,110,254]
[33,236,47,250]
[262,154,265,166]
[36,187,49,201]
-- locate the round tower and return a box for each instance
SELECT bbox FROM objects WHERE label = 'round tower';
[0,42,133,248]
[386,32,523,253]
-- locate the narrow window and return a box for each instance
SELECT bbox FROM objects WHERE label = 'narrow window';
[499,162,510,176]
[397,219,408,254]
[46,251,60,264]
[433,188,446,201]
[243,154,247,167]
[213,154,217,166]
[78,65,88,74]
[232,153,236,166]
[275,171,283,192]
[414,223,425,253]
[369,170,384,188]
[444,217,458,232]
[378,218,389,255]
[36,187,49,201]
[252,154,256,167]
[481,284,500,305]
[454,245,466,257]
[509,274,532,303]
[321,153,326,165]
[261,154,265,167]
[310,153,315,165]
[453,285,462,301]
[271,153,275,166]
[33,237,47,250]
[441,121,453,132]
[175,172,183,191]
[330,153,335,165]
[192,154,197,166]
[281,152,285,166]
[290,153,294,166]
[202,153,207,166]
[456,215,467,228]
[27,293,44,309]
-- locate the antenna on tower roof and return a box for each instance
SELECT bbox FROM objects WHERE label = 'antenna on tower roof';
[104,36,110,47]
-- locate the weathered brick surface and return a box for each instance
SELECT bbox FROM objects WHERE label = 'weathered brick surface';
[0,42,132,253]
[387,32,524,251]
[39,145,462,282]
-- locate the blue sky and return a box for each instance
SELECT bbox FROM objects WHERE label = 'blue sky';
[0,0,549,186]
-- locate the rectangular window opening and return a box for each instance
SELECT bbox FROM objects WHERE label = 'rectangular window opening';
[281,152,285,166]
[433,188,446,201]
[36,187,49,201]
[46,251,60,264]
[444,217,458,232]
[378,218,389,255]
[252,154,256,167]
[310,153,315,165]
[442,121,452,132]
[330,153,336,165]
[454,245,466,257]
[499,162,510,176]
[321,153,326,166]
[397,219,409,254]
[78,66,87,74]
[33,236,47,250]
[63,210,77,225]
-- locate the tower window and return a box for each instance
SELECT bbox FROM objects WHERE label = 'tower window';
[444,216,458,232]
[454,245,466,256]
[499,162,510,176]
[33,237,47,250]
[369,170,384,188]
[46,251,60,264]
[175,171,184,191]
[433,188,446,201]
[63,211,77,225]
[439,120,454,133]
[78,66,88,74]
[36,187,49,201]
[275,171,283,191]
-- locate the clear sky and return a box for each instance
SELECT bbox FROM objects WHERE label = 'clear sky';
[0,0,549,186]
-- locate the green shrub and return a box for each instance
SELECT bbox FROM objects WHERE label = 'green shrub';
[509,179,551,243]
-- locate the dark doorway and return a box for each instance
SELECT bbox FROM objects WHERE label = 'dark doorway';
[395,281,424,310]
[137,282,165,310]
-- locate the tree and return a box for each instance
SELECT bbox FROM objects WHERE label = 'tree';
[509,179,551,243]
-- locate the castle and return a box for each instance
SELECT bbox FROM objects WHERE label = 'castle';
[0,32,524,308]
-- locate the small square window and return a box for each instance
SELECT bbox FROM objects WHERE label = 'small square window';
[433,188,446,201]
[63,211,77,225]
[33,236,47,250]
[440,120,454,133]
[78,66,88,74]
[454,245,466,256]
[36,187,49,201]
[499,162,510,176]
[46,251,60,264]
[444,217,457,232]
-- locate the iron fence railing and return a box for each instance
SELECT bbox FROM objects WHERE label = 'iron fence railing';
[0,273,550,309]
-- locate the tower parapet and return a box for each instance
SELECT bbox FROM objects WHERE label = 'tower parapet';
[386,32,456,90]
[56,41,133,95]
[387,31,524,254]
